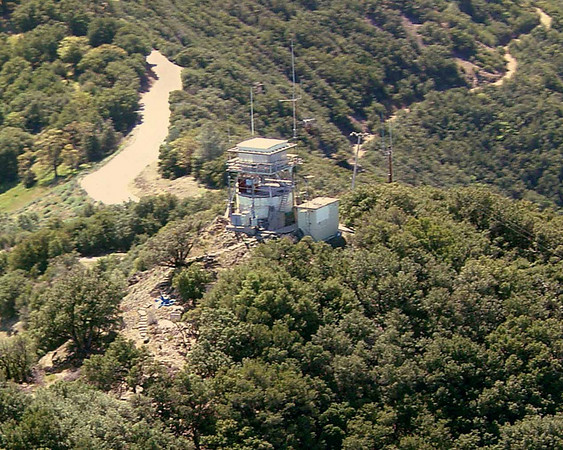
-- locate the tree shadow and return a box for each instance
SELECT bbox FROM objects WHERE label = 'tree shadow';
[0,180,18,195]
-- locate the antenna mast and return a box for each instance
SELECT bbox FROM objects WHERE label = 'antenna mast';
[291,40,297,139]
[388,121,393,183]
[280,40,301,139]
[250,87,255,136]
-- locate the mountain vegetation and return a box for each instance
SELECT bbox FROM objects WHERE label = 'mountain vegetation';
[3,0,560,206]
[0,0,562,448]
[111,0,562,206]
[1,186,563,448]
[0,0,150,191]
[364,0,563,207]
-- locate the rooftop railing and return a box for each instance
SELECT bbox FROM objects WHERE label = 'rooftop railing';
[226,157,298,174]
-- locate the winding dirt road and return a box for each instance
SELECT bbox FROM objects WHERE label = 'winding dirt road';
[537,7,552,29]
[352,7,553,167]
[492,45,519,87]
[80,50,183,204]
[491,8,552,88]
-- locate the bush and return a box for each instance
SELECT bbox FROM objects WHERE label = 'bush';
[0,336,36,383]
[172,263,211,305]
[0,271,30,323]
[83,337,148,392]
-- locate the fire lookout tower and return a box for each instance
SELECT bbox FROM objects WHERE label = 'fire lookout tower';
[226,137,300,235]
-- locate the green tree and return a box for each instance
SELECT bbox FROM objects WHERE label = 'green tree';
[172,263,211,305]
[1,406,68,450]
[0,383,29,423]
[148,370,216,449]
[77,44,127,73]
[0,336,36,384]
[58,0,90,36]
[16,151,36,188]
[0,128,33,184]
[144,218,203,268]
[195,124,225,163]
[57,36,90,67]
[9,229,72,274]
[35,129,72,179]
[10,0,59,32]
[1,382,186,449]
[205,360,322,449]
[29,266,124,357]
[494,414,563,450]
[87,17,120,47]
[0,270,30,323]
[82,337,149,392]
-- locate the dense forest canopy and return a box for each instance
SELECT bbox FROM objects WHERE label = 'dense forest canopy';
[364,1,563,207]
[2,0,562,207]
[127,0,544,188]
[102,0,563,207]
[0,0,150,190]
[1,185,563,447]
[0,0,563,448]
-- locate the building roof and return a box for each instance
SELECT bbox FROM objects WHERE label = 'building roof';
[297,197,339,210]
[238,137,287,149]
[233,137,297,154]
[228,137,297,155]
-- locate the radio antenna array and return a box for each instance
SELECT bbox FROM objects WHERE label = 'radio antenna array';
[280,40,301,139]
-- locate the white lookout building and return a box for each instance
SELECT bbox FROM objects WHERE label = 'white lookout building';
[226,137,299,234]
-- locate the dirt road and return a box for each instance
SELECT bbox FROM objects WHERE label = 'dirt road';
[537,7,552,30]
[492,45,519,87]
[80,50,183,204]
[489,8,551,88]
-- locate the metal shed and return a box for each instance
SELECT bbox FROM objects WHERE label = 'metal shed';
[296,197,339,241]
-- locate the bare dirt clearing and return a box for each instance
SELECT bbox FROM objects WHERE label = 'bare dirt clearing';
[131,162,207,200]
[492,45,519,87]
[80,50,184,204]
[120,217,259,369]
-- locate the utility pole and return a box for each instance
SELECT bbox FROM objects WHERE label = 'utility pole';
[280,40,301,139]
[350,131,369,190]
[225,105,232,144]
[303,174,315,201]
[380,115,394,183]
[387,121,393,183]
[290,39,297,139]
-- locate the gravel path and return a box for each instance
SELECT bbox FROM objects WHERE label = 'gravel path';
[80,50,183,204]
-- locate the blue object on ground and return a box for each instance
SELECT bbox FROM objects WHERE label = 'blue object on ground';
[156,294,176,308]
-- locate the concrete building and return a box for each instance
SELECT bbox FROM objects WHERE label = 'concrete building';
[226,137,299,234]
[296,197,339,241]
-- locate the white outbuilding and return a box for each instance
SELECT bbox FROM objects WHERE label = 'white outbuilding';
[296,197,339,241]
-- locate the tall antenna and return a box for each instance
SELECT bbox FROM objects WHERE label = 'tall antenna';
[388,120,393,183]
[250,86,255,136]
[280,40,301,139]
[291,40,297,138]
[250,82,264,136]
[380,115,394,183]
